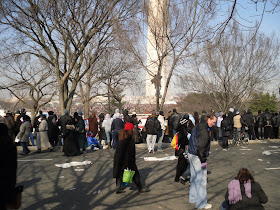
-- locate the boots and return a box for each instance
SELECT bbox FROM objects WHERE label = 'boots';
[107,142,111,149]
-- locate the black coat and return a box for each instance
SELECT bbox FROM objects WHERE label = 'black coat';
[169,112,181,130]
[222,117,232,137]
[113,134,138,178]
[264,111,273,126]
[145,115,160,135]
[256,113,265,127]
[242,112,254,126]
[59,114,73,134]
[0,143,17,207]
[47,115,59,140]
[111,118,124,131]
[225,181,268,210]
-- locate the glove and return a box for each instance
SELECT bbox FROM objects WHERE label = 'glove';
[201,162,207,169]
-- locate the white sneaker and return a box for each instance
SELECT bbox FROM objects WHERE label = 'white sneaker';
[199,203,212,209]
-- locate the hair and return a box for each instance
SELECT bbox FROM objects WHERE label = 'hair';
[235,168,255,184]
[206,113,216,120]
[159,110,164,115]
[118,129,135,141]
[41,115,46,120]
[193,111,199,124]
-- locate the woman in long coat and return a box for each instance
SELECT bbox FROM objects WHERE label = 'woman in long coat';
[16,115,31,155]
[74,112,87,153]
[39,115,53,151]
[113,122,149,194]
[88,111,98,137]
[63,117,79,156]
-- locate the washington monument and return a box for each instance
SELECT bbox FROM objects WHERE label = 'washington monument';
[146,0,171,103]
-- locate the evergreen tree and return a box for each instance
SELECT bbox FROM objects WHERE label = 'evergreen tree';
[249,93,278,113]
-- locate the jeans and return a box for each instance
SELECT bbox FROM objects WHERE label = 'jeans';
[21,142,29,154]
[188,153,208,209]
[29,132,35,146]
[105,131,111,144]
[157,129,165,150]
[146,134,157,152]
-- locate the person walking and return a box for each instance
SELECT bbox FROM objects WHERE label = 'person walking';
[113,122,150,194]
[144,110,161,153]
[39,115,53,151]
[16,115,31,155]
[188,113,217,209]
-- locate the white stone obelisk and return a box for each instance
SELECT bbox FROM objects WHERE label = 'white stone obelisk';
[146,0,171,103]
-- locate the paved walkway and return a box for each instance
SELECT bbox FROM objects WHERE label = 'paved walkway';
[16,139,280,209]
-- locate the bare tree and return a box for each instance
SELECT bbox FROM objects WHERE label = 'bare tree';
[0,55,56,123]
[181,24,279,113]
[0,0,139,113]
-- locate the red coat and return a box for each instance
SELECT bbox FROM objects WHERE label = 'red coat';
[88,112,98,136]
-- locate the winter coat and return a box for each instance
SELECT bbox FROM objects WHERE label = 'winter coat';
[256,113,265,127]
[88,112,98,136]
[75,116,87,149]
[272,115,279,127]
[123,110,133,124]
[17,121,31,143]
[39,119,52,149]
[225,181,268,210]
[102,114,112,133]
[222,117,232,137]
[264,111,273,126]
[113,130,137,178]
[233,115,242,129]
[59,114,73,134]
[0,142,17,207]
[169,112,181,130]
[111,118,125,131]
[15,114,31,136]
[145,115,161,135]
[98,113,106,140]
[242,111,254,126]
[47,115,59,140]
[188,120,211,163]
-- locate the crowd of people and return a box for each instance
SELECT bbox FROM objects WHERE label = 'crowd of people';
[0,106,273,209]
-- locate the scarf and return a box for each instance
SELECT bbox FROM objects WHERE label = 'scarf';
[228,179,252,205]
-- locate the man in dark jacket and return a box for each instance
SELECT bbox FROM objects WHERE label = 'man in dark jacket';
[188,113,217,209]
[47,111,59,147]
[255,110,265,140]
[264,108,273,139]
[145,110,161,153]
[242,109,256,140]
[272,113,279,139]
[169,109,181,137]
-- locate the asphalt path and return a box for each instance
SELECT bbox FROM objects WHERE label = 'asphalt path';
[16,139,280,210]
